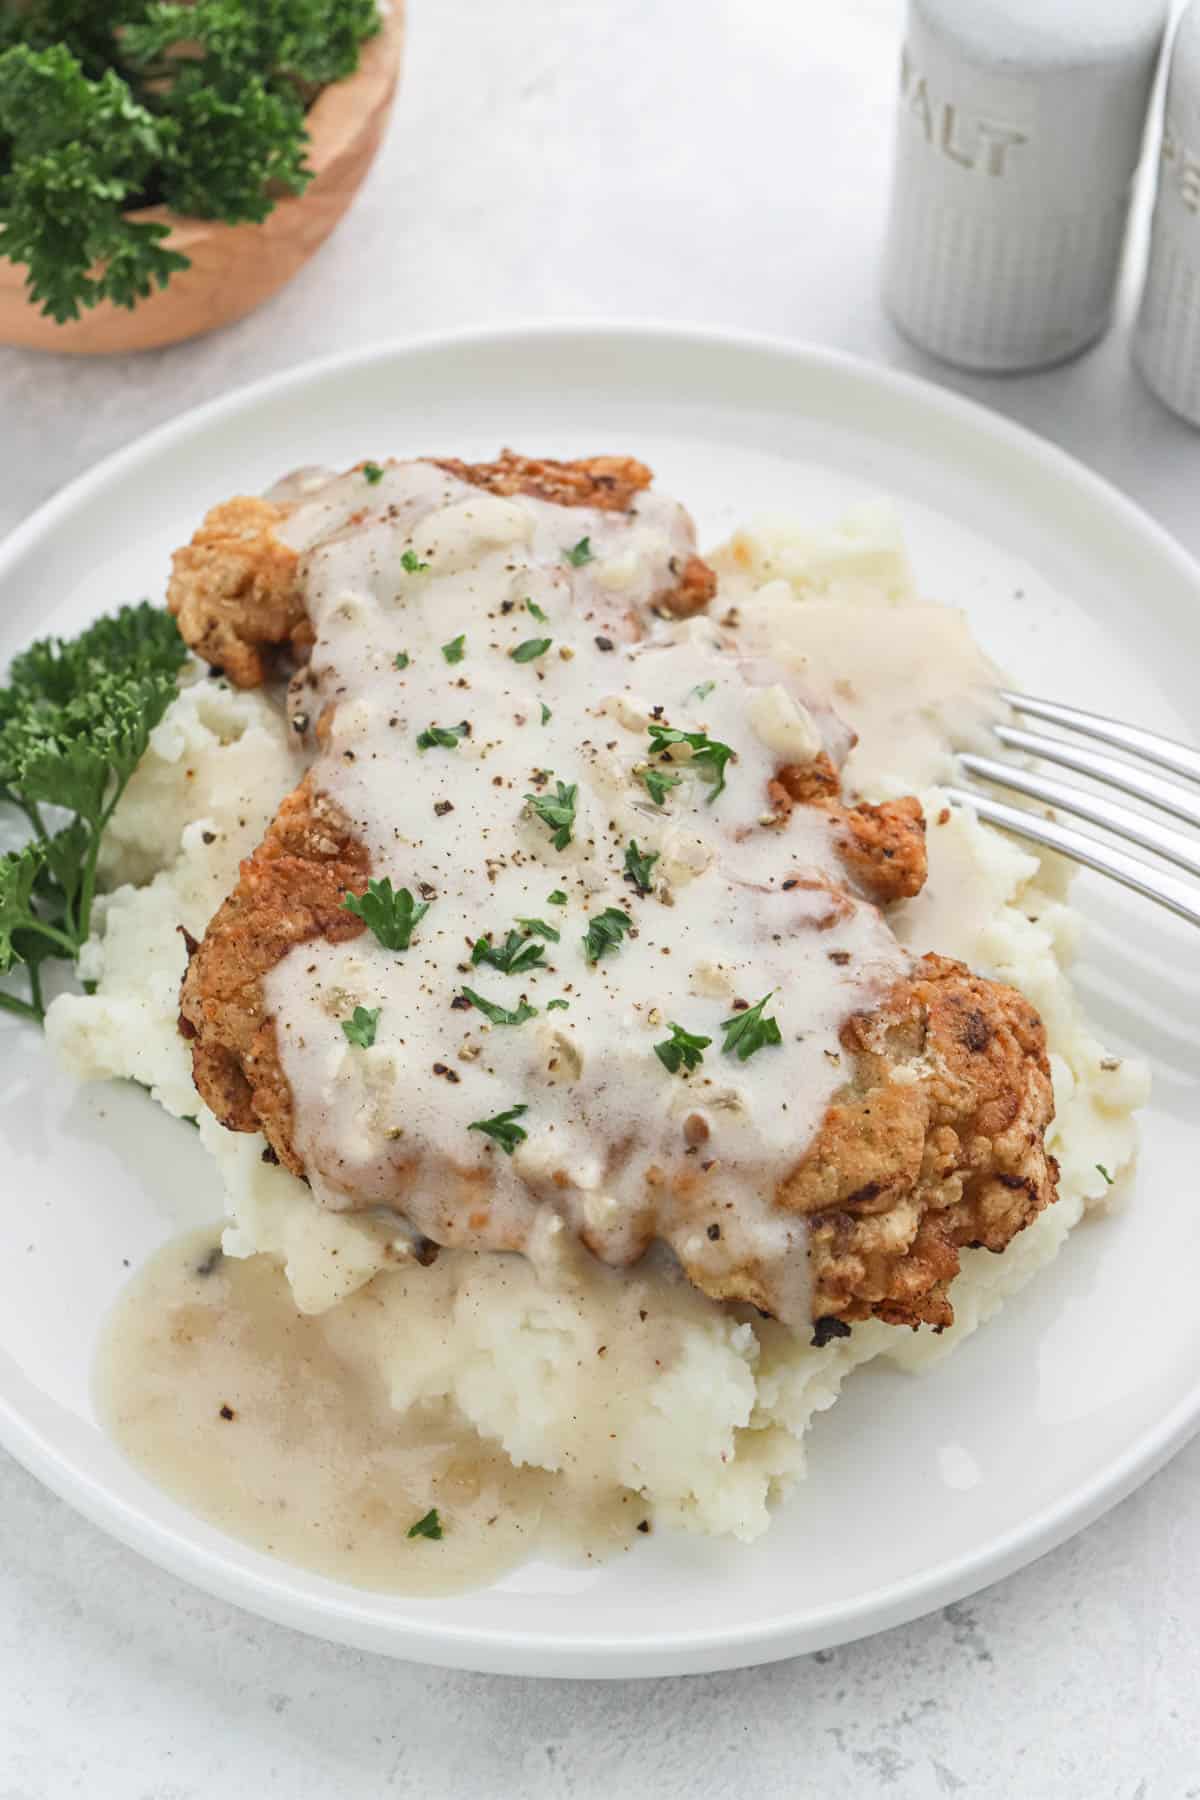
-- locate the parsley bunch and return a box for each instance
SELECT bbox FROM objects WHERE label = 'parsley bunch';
[0,1,380,323]
[0,602,188,1021]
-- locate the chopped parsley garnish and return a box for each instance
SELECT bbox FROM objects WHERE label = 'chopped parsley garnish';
[720,992,782,1061]
[342,879,429,951]
[547,889,568,906]
[472,930,546,975]
[407,1508,444,1540]
[362,462,384,485]
[654,1021,712,1075]
[540,702,553,725]
[526,598,549,623]
[394,651,410,670]
[341,1005,379,1049]
[525,780,577,850]
[623,840,659,895]
[469,1104,529,1155]
[516,916,560,943]
[441,634,466,664]
[582,906,633,964]
[686,679,716,704]
[461,987,538,1027]
[646,725,734,803]
[563,537,594,568]
[510,637,552,663]
[637,765,682,808]
[547,998,569,1011]
[1096,1162,1114,1186]
[401,549,430,574]
[416,722,468,751]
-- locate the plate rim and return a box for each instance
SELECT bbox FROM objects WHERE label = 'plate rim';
[2,318,1198,1678]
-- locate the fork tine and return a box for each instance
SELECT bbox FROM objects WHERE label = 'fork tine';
[1001,692,1200,785]
[994,724,1200,830]
[958,753,1200,879]
[944,788,1200,929]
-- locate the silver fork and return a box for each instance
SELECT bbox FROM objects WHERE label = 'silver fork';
[946,692,1200,929]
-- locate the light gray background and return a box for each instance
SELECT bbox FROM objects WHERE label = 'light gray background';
[3,2,1199,1794]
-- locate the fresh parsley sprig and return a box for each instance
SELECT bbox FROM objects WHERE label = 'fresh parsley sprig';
[582,906,632,964]
[0,601,188,1020]
[416,722,468,751]
[636,765,681,808]
[525,780,577,850]
[341,1005,379,1048]
[0,5,381,325]
[469,1104,529,1155]
[342,879,429,951]
[654,1021,711,1075]
[510,637,552,663]
[461,987,538,1027]
[623,840,659,895]
[407,1507,443,1540]
[646,724,734,803]
[720,992,782,1061]
[472,929,546,976]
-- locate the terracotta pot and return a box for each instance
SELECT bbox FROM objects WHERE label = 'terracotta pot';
[0,3,405,355]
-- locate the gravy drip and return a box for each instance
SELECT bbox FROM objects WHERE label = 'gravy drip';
[95,1229,640,1595]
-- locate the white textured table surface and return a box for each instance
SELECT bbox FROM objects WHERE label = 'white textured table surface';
[3,3,1200,1795]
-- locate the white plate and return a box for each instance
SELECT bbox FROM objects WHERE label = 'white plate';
[1,325,1198,1680]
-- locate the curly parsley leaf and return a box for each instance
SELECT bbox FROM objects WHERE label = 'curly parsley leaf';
[361,462,384,484]
[646,724,734,802]
[654,1021,711,1075]
[720,992,782,1061]
[393,651,410,670]
[563,537,594,568]
[461,987,538,1027]
[468,1104,528,1156]
[341,1005,379,1049]
[0,46,187,324]
[341,879,429,951]
[623,840,659,896]
[441,634,465,664]
[0,601,188,1016]
[525,779,577,851]
[582,906,632,965]
[401,549,430,574]
[406,1507,443,1541]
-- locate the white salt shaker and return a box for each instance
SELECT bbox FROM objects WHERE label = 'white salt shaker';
[1135,2,1200,425]
[883,0,1168,372]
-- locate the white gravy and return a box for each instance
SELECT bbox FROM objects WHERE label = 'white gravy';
[262,463,911,1324]
[95,1228,640,1595]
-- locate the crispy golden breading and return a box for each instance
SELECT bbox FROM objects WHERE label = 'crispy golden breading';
[772,754,928,904]
[789,954,1057,1331]
[167,497,308,689]
[179,776,368,1170]
[167,454,715,694]
[176,455,1055,1334]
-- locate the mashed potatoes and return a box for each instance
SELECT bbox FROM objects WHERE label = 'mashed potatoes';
[47,511,1149,1545]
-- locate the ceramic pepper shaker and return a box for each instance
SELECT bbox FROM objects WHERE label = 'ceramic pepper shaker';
[883,0,1169,372]
[1135,2,1200,425]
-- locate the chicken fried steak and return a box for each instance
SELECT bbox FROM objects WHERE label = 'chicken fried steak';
[175,453,1057,1333]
